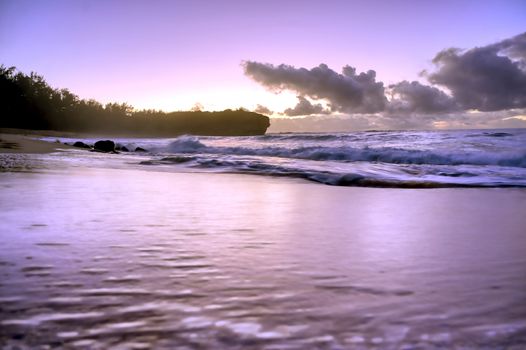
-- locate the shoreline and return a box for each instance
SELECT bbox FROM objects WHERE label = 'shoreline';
[0,132,75,154]
[2,129,526,189]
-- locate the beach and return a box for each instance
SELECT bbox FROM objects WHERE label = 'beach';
[3,1,526,348]
[0,131,74,154]
[1,133,526,349]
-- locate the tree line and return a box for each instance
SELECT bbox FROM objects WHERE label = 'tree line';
[0,66,270,136]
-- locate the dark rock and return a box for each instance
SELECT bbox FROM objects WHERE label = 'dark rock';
[94,140,115,152]
[115,145,129,152]
[73,141,92,149]
[135,147,147,152]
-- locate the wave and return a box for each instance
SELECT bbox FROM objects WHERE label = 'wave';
[160,136,526,168]
[244,130,516,141]
[484,132,514,137]
[164,136,207,152]
[140,155,526,188]
[257,133,358,141]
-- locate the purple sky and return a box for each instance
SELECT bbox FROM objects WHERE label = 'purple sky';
[1,0,525,130]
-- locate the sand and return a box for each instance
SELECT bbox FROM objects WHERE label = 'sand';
[0,132,73,154]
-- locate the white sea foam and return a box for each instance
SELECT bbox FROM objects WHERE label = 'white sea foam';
[46,129,526,187]
[161,136,526,167]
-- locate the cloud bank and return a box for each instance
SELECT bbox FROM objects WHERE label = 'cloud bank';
[245,32,526,129]
[244,62,387,114]
[427,33,526,111]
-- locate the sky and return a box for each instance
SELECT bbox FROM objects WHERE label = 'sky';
[1,0,525,131]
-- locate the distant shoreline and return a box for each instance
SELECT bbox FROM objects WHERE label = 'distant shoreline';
[1,67,270,137]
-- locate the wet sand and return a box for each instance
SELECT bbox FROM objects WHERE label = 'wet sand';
[0,132,73,154]
[1,154,526,348]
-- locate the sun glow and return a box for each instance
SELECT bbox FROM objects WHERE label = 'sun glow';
[131,88,297,114]
[503,115,526,121]
[432,121,449,129]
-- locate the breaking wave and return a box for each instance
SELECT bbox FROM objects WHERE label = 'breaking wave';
[161,135,526,168]
[55,129,526,188]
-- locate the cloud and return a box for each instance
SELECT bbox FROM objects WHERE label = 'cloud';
[388,81,458,114]
[498,33,526,62]
[243,61,387,114]
[428,32,526,111]
[283,96,329,116]
[244,31,526,129]
[254,104,272,115]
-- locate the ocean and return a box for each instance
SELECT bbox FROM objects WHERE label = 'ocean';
[1,128,525,348]
[47,128,526,187]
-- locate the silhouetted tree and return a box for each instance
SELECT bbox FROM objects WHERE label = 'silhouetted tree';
[0,65,270,136]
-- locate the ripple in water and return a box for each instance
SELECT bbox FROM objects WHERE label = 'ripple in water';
[1,163,526,348]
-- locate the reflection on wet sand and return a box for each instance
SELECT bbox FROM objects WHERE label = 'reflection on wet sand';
[1,168,526,349]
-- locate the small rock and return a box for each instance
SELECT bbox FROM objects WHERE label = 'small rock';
[73,141,92,149]
[94,140,115,152]
[135,147,147,152]
[117,146,129,152]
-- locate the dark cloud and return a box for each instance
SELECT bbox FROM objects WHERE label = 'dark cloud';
[388,81,458,114]
[254,104,272,115]
[244,32,526,129]
[283,96,329,116]
[243,61,387,114]
[492,33,526,68]
[428,32,526,111]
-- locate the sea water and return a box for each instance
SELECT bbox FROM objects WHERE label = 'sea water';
[0,129,525,349]
[44,128,526,188]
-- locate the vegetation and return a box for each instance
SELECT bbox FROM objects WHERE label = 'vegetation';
[0,66,270,136]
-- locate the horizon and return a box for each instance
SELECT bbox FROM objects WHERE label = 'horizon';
[1,0,526,131]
